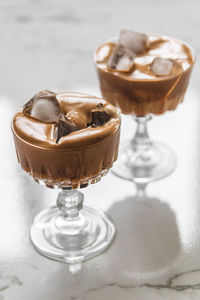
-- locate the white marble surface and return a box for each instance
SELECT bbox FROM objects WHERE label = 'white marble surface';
[0,0,200,299]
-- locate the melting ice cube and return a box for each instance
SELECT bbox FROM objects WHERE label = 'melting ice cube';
[24,90,61,122]
[150,57,174,76]
[119,30,149,54]
[107,44,135,72]
[32,90,56,100]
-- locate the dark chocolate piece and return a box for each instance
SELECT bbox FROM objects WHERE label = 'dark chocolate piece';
[55,114,78,143]
[90,103,110,127]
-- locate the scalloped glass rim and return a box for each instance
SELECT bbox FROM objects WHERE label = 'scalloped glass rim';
[33,169,109,189]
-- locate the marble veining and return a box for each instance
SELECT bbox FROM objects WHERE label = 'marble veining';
[84,269,200,295]
[0,276,22,299]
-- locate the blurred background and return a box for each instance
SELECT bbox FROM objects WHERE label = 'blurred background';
[0,0,199,104]
[1,0,200,299]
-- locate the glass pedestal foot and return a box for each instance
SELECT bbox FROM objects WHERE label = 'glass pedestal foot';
[112,140,177,184]
[30,190,115,263]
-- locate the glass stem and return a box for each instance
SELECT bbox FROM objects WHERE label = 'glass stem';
[56,190,87,234]
[136,183,147,199]
[131,115,152,153]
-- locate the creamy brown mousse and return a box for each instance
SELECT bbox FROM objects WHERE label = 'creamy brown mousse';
[12,91,121,188]
[94,32,195,116]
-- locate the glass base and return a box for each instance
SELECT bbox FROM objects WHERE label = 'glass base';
[112,140,177,183]
[30,205,115,263]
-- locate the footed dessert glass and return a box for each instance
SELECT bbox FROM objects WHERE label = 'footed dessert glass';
[30,172,115,263]
[12,91,120,263]
[95,33,195,183]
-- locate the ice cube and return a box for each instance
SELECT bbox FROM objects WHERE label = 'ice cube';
[119,30,149,54]
[23,90,61,123]
[107,44,135,72]
[31,99,61,122]
[116,55,133,71]
[150,57,174,76]
[32,90,55,100]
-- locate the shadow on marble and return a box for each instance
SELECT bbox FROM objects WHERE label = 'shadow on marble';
[104,184,182,281]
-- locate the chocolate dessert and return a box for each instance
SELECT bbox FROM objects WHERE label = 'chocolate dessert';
[12,91,121,188]
[94,30,195,116]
